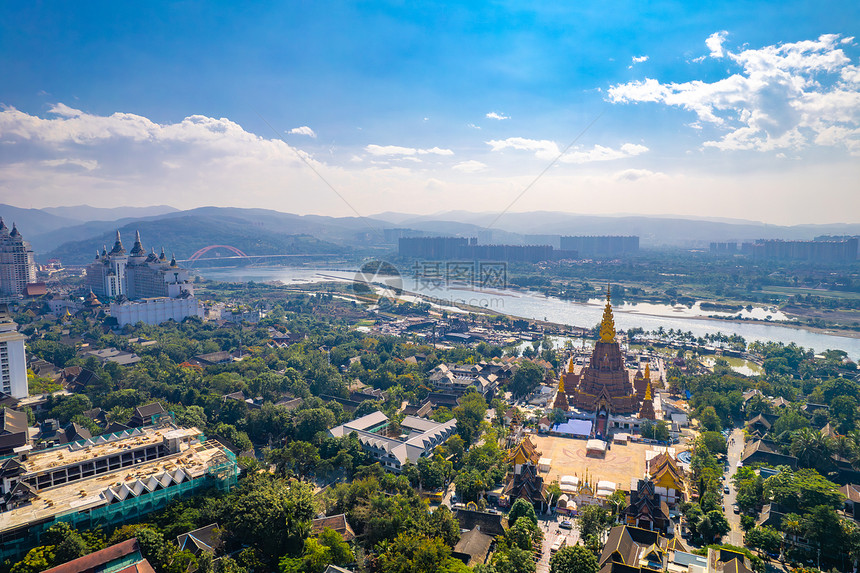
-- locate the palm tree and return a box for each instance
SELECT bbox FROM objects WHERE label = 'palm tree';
[791,428,834,471]
[835,435,856,463]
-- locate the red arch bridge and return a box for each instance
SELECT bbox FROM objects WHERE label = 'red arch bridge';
[179,245,338,265]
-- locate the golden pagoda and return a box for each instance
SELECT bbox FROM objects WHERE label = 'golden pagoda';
[552,373,569,411]
[563,284,640,417]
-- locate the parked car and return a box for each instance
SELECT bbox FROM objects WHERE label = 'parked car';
[732,504,740,514]
[723,485,730,494]
[559,520,573,529]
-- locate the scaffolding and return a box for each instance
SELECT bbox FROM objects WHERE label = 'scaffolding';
[0,444,237,562]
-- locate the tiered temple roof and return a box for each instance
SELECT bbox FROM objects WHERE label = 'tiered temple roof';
[565,287,640,415]
[638,382,656,420]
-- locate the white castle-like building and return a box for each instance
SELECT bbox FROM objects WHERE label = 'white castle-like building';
[86,231,203,327]
[0,219,37,297]
[86,230,195,299]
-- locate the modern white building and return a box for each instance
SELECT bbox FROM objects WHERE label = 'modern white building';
[0,305,27,399]
[110,294,204,327]
[329,411,457,472]
[0,220,37,298]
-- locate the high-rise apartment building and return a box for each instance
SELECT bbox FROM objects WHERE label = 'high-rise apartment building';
[0,220,37,297]
[0,305,27,399]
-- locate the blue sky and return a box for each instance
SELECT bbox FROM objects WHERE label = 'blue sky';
[1,1,859,224]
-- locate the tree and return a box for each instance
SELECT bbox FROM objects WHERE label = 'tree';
[510,361,544,398]
[698,406,722,432]
[508,498,538,528]
[577,504,610,541]
[700,431,728,455]
[377,533,464,573]
[218,474,315,562]
[10,546,56,573]
[453,391,487,445]
[550,545,598,573]
[745,526,781,558]
[698,510,730,543]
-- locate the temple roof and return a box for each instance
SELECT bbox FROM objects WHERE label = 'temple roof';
[507,436,541,466]
[599,284,616,343]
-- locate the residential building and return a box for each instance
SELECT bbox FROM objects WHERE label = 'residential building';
[176,523,222,557]
[110,293,204,327]
[559,235,639,257]
[428,363,498,397]
[43,538,155,573]
[0,408,29,455]
[329,411,456,472]
[0,220,37,297]
[0,304,28,398]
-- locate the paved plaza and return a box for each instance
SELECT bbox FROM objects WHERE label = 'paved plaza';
[531,434,664,488]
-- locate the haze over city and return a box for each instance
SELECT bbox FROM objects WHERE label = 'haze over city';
[1,1,859,224]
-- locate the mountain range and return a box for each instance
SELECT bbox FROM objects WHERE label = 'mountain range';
[1,204,858,263]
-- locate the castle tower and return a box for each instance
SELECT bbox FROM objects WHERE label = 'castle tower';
[0,220,37,296]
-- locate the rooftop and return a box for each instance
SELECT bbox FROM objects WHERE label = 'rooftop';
[8,426,200,475]
[0,438,228,535]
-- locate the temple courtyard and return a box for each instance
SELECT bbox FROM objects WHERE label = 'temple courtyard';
[531,434,664,490]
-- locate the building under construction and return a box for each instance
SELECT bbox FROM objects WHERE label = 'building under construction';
[0,423,238,560]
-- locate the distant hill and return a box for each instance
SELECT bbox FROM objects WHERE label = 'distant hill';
[0,204,78,237]
[45,214,345,265]
[41,204,178,222]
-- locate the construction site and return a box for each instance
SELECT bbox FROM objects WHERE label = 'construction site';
[0,423,238,561]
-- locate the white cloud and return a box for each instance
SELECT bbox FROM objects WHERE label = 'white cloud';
[486,137,560,160]
[288,126,316,137]
[467,123,481,130]
[608,33,860,154]
[487,138,647,163]
[41,158,98,171]
[452,160,487,173]
[632,55,649,63]
[706,31,728,58]
[485,112,510,120]
[561,143,649,163]
[364,144,453,157]
[612,168,666,182]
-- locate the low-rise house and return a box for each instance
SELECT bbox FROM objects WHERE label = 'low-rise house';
[43,538,155,573]
[0,408,29,456]
[83,347,140,367]
[311,514,355,542]
[840,484,860,520]
[452,526,494,567]
[130,403,167,427]
[741,438,797,469]
[176,523,222,556]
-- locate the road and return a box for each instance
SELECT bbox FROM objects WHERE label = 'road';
[535,515,581,573]
[725,428,745,547]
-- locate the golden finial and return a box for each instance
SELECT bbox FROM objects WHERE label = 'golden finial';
[558,373,565,393]
[568,356,575,373]
[599,283,616,343]
[644,380,652,402]
[644,363,651,379]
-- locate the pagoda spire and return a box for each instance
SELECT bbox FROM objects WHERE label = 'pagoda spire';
[598,284,616,343]
[567,356,575,373]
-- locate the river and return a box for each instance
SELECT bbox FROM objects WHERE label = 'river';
[197,266,860,359]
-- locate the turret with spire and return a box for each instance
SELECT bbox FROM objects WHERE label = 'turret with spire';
[553,372,569,411]
[109,230,126,255]
[599,284,616,343]
[0,218,8,236]
[129,230,146,258]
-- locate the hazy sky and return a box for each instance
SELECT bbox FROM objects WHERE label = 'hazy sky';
[1,1,859,224]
